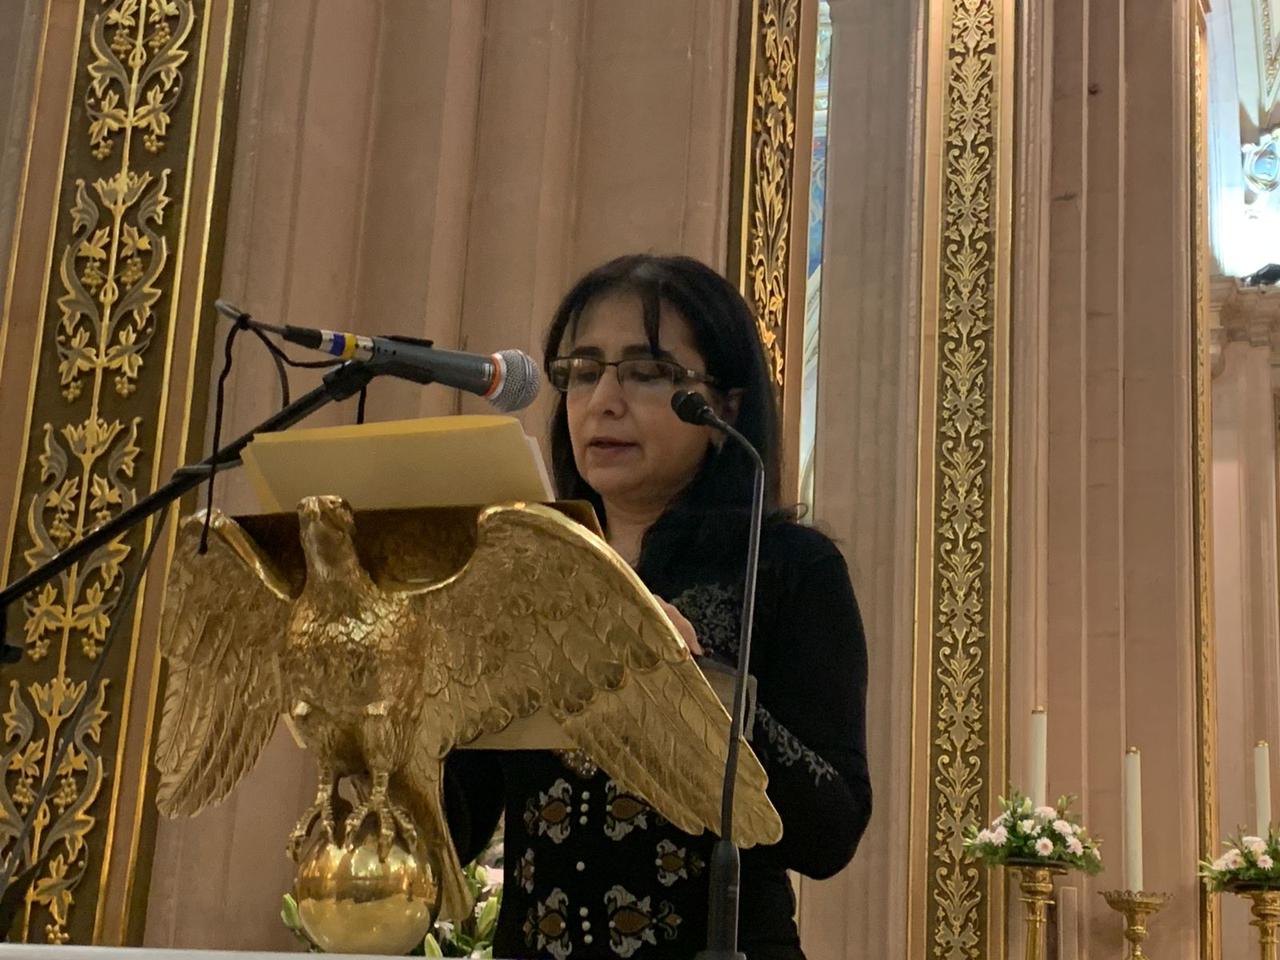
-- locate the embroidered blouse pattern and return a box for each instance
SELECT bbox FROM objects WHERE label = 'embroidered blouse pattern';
[754,705,837,785]
[670,582,742,656]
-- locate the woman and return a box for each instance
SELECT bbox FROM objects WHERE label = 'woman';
[445,254,871,959]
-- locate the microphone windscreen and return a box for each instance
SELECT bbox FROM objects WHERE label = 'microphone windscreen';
[214,299,247,322]
[671,389,712,425]
[491,350,541,412]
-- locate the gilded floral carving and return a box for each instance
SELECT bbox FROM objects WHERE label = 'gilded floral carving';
[0,0,195,943]
[744,0,800,387]
[923,0,1001,955]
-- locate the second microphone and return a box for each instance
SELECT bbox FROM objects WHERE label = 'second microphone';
[215,300,541,413]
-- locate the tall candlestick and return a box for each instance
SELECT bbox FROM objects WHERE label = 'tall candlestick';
[1124,747,1144,892]
[1030,707,1048,808]
[1257,740,1272,838]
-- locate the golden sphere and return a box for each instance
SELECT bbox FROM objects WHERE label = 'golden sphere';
[293,820,439,955]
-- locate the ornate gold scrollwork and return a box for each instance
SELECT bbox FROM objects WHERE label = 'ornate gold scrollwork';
[1260,0,1279,103]
[917,0,1007,956]
[1192,15,1221,960]
[1,0,196,943]
[738,0,801,388]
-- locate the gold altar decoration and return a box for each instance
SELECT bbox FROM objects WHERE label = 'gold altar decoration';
[910,0,1015,956]
[156,497,782,938]
[1191,10,1220,960]
[730,0,802,389]
[1226,886,1280,960]
[1012,864,1065,960]
[1258,0,1280,105]
[293,818,439,956]
[0,0,244,944]
[1101,890,1172,960]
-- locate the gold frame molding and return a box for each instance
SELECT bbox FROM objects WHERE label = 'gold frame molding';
[1259,0,1280,107]
[910,0,1014,957]
[728,0,817,497]
[0,0,245,943]
[736,0,1016,953]
[1192,10,1221,960]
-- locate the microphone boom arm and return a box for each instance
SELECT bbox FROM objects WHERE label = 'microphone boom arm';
[671,390,766,960]
[0,358,425,665]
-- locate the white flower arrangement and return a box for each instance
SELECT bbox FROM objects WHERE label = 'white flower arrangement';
[964,790,1103,875]
[1200,830,1280,892]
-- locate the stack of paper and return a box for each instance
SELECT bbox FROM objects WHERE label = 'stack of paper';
[240,415,554,512]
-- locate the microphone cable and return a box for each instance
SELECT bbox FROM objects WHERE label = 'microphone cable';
[199,304,368,553]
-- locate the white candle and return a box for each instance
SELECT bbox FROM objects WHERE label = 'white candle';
[1029,707,1047,808]
[1258,740,1272,838]
[1124,747,1144,892]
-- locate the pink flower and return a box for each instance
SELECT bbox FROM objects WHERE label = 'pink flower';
[1035,837,1055,857]
[1216,849,1246,871]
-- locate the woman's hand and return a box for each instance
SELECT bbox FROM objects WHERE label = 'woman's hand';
[657,598,704,656]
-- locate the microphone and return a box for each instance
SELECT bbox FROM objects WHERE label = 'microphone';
[214,300,540,413]
[671,389,764,960]
[672,389,729,432]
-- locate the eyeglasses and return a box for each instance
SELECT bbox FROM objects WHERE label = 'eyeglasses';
[548,356,718,395]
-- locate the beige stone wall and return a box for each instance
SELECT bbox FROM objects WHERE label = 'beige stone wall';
[1207,281,1280,959]
[0,0,65,550]
[0,0,43,320]
[797,0,923,957]
[1015,1,1203,956]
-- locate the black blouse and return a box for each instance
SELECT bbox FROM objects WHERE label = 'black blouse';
[444,519,871,959]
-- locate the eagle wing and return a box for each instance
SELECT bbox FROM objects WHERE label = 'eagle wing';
[399,502,782,849]
[155,510,295,817]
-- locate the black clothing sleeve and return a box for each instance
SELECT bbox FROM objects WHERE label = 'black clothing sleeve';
[746,548,871,879]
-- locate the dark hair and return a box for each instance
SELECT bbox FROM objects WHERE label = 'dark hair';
[542,253,783,557]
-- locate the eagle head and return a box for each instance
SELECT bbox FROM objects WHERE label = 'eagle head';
[298,496,363,581]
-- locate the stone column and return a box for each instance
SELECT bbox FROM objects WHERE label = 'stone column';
[799,0,924,955]
[1209,282,1280,958]
[0,0,250,944]
[1020,0,1202,956]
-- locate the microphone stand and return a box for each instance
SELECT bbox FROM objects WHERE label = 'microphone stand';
[0,356,434,933]
[672,392,766,960]
[0,357,435,665]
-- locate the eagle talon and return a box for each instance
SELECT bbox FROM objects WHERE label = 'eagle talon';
[343,771,418,860]
[288,763,338,861]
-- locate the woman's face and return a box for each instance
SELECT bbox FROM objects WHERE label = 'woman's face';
[563,292,721,514]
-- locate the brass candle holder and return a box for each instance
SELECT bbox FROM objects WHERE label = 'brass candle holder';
[1100,890,1171,959]
[1227,885,1280,960]
[1010,862,1067,960]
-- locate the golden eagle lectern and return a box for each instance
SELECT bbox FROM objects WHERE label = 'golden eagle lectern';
[154,496,781,947]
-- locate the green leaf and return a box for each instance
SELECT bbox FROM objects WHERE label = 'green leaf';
[476,896,500,939]
[280,893,302,932]
[423,934,445,957]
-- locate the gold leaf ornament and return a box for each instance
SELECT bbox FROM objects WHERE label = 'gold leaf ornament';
[157,499,783,926]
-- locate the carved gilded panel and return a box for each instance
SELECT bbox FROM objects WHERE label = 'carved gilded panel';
[911,0,1012,956]
[0,0,242,943]
[1192,16,1220,960]
[1260,0,1280,107]
[730,0,803,390]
